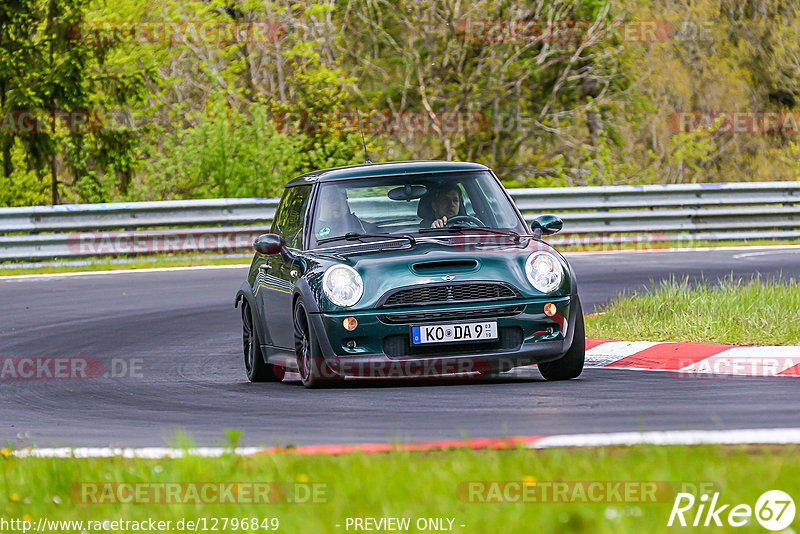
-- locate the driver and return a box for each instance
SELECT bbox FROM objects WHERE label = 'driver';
[428,184,463,228]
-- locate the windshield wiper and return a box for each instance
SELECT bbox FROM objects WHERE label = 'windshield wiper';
[317,232,416,246]
[418,225,520,241]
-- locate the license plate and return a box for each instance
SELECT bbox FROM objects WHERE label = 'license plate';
[411,321,498,345]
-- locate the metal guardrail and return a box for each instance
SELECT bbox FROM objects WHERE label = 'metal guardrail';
[0,198,279,233]
[1,181,798,261]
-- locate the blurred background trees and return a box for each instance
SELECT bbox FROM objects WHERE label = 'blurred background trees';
[0,0,798,206]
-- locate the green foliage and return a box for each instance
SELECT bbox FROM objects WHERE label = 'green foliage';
[0,0,152,206]
[581,130,620,186]
[0,140,49,207]
[2,0,800,207]
[641,129,718,184]
[269,53,370,172]
[133,98,302,200]
[3,444,800,534]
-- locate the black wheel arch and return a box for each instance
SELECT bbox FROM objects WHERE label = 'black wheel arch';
[292,277,320,313]
[292,277,343,373]
[235,281,271,359]
[561,293,583,350]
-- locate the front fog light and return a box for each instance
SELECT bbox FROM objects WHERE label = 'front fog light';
[323,265,364,307]
[525,252,563,293]
[343,317,358,331]
[544,303,557,316]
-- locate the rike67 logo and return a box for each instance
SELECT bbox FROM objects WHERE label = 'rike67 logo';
[668,490,795,530]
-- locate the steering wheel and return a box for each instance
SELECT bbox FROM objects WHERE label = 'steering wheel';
[446,215,484,227]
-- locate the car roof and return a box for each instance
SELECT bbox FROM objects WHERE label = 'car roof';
[285,160,489,187]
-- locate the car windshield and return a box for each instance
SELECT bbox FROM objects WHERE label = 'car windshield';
[309,171,526,248]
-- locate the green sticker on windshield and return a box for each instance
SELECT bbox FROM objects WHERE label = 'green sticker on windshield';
[319,227,331,237]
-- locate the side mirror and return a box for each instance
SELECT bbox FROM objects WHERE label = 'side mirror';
[253,233,285,255]
[531,214,563,236]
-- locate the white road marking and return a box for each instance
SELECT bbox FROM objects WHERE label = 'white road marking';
[10,428,800,458]
[10,447,264,459]
[0,264,250,281]
[732,249,800,259]
[529,428,800,448]
[565,244,800,257]
[584,341,660,367]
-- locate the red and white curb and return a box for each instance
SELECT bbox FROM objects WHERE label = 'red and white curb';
[7,428,800,459]
[584,339,800,378]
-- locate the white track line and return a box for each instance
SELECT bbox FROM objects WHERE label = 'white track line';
[0,264,250,281]
[528,428,800,448]
[563,244,800,256]
[584,341,661,367]
[9,428,800,458]
[732,248,800,259]
[10,447,265,459]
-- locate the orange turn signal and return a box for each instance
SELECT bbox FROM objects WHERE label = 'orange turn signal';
[543,303,557,317]
[343,317,358,331]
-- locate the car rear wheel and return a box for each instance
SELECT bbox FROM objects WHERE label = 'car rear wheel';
[242,301,284,382]
[538,297,585,381]
[294,301,342,388]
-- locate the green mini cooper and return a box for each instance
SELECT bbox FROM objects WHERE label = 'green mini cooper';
[235,161,584,388]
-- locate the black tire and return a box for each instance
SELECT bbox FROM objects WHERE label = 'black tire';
[538,297,585,381]
[294,301,341,388]
[242,301,284,382]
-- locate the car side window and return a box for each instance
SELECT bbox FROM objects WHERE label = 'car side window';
[272,185,311,249]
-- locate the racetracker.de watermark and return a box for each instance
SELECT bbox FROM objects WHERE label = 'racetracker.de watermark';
[456,19,674,44]
[671,355,800,379]
[667,111,800,135]
[0,357,143,380]
[337,358,491,379]
[71,482,330,504]
[457,480,716,503]
[69,20,285,44]
[274,110,489,136]
[0,110,101,134]
[67,231,262,255]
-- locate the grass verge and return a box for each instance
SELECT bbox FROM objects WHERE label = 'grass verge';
[585,276,800,345]
[1,444,798,533]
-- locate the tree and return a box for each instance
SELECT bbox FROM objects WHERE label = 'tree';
[0,0,151,206]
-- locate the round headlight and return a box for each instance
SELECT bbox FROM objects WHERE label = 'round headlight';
[525,252,563,293]
[322,265,363,307]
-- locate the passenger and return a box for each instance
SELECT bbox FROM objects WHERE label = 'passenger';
[315,188,367,239]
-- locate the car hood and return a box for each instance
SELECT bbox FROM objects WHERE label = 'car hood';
[308,236,573,312]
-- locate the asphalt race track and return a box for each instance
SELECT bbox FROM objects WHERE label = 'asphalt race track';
[1,247,799,448]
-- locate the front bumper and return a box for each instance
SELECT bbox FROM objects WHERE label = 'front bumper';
[307,296,577,377]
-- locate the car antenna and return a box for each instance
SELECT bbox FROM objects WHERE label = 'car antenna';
[355,108,371,164]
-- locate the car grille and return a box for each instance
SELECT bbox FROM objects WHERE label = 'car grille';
[378,305,525,324]
[383,327,523,358]
[379,281,520,308]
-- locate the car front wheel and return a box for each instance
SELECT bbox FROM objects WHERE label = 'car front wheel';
[294,301,342,388]
[538,297,585,381]
[242,301,284,382]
